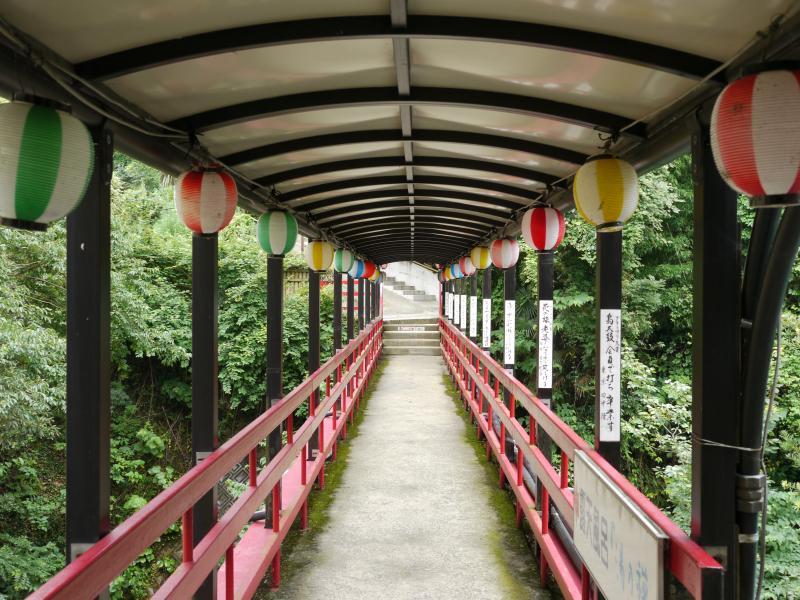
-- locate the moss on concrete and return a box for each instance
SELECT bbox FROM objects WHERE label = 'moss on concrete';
[441,373,552,600]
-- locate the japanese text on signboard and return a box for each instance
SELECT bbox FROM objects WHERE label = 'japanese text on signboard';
[599,309,621,442]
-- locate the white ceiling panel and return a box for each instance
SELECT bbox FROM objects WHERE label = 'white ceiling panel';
[413,166,544,189]
[410,39,696,120]
[287,185,403,207]
[275,167,405,193]
[203,108,400,157]
[107,40,395,121]
[0,0,388,62]
[413,142,574,176]
[408,0,794,61]
[238,144,404,179]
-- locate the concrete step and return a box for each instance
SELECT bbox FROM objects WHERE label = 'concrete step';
[383,345,440,355]
[384,338,439,347]
[385,317,438,325]
[384,330,438,340]
[384,323,438,332]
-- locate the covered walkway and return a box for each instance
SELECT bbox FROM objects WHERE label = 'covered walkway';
[268,354,546,600]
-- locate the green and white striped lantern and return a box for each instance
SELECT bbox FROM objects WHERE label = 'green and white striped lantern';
[0,100,94,230]
[256,210,297,256]
[333,248,355,273]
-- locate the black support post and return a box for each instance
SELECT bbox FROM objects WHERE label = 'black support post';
[469,273,478,344]
[482,267,492,352]
[347,275,355,341]
[364,280,371,324]
[333,271,342,350]
[358,278,365,331]
[536,251,555,512]
[308,269,320,456]
[265,255,284,519]
[595,230,622,468]
[66,125,112,573]
[691,124,740,599]
[191,233,219,600]
[503,267,516,378]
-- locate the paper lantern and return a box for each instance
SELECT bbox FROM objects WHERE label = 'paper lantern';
[573,156,638,231]
[257,210,297,256]
[444,265,452,280]
[470,246,491,270]
[451,262,462,278]
[362,261,376,279]
[521,207,565,251]
[459,255,476,276]
[368,268,381,282]
[490,238,520,270]
[174,168,237,235]
[437,270,445,283]
[710,68,800,207]
[304,240,334,272]
[0,100,94,230]
[348,259,365,278]
[334,248,355,273]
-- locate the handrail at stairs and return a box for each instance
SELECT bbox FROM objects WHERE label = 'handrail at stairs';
[439,318,723,600]
[30,319,383,600]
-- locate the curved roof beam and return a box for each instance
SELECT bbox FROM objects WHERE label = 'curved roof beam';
[297,188,521,213]
[75,16,721,82]
[167,87,646,138]
[256,155,558,186]
[347,228,480,243]
[277,175,539,202]
[334,218,487,237]
[313,199,510,220]
[322,208,492,229]
[221,128,588,167]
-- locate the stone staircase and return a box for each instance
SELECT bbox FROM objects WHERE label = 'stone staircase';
[383,276,437,302]
[383,317,440,355]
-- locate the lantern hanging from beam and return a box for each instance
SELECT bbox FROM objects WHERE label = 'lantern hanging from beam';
[521,207,565,251]
[710,68,800,207]
[573,156,638,231]
[0,99,94,230]
[334,248,355,273]
[256,210,298,256]
[174,167,237,235]
[304,240,334,272]
[348,259,365,279]
[437,270,445,283]
[368,268,381,282]
[459,255,476,276]
[490,237,520,270]
[451,262,462,279]
[362,260,377,279]
[470,245,491,270]
[444,265,452,280]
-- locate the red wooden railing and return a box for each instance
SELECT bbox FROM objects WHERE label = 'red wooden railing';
[30,319,383,600]
[440,318,723,600]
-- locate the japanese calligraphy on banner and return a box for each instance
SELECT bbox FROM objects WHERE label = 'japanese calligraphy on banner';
[445,292,451,318]
[599,309,621,442]
[504,300,515,365]
[482,299,491,349]
[454,292,460,324]
[538,300,553,390]
[460,295,467,330]
[469,296,477,337]
[574,450,666,600]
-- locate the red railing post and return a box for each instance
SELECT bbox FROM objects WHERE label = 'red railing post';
[540,487,550,587]
[286,412,293,445]
[560,451,569,489]
[248,448,257,487]
[225,545,234,599]
[182,510,193,563]
[271,484,281,588]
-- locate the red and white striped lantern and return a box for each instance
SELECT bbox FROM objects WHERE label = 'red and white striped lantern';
[175,168,237,234]
[459,255,476,276]
[362,260,376,279]
[710,68,800,206]
[490,237,519,270]
[521,207,565,251]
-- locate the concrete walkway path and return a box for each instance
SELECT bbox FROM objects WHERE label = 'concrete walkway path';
[265,355,548,600]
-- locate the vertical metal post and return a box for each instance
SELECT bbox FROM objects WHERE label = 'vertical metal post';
[191,233,219,600]
[265,255,284,524]
[365,280,371,324]
[358,278,365,332]
[333,271,342,351]
[347,275,355,341]
[536,250,555,513]
[66,125,112,577]
[440,280,445,317]
[691,123,740,599]
[595,230,622,468]
[503,267,516,379]
[469,273,478,344]
[482,267,492,352]
[308,269,320,457]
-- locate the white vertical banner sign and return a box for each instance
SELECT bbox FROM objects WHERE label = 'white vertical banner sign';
[482,299,491,349]
[504,300,515,366]
[538,300,554,390]
[599,309,621,442]
[445,292,451,318]
[460,294,467,330]
[454,290,460,324]
[469,295,477,338]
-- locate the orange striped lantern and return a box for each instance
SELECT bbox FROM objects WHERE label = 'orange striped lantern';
[521,207,565,251]
[490,238,519,270]
[175,167,237,234]
[459,255,476,276]
[710,68,800,207]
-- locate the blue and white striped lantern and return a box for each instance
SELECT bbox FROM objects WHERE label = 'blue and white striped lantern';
[0,100,94,230]
[348,259,365,278]
[451,262,463,278]
[256,210,298,256]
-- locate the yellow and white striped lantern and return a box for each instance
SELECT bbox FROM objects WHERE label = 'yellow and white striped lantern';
[470,245,491,270]
[304,240,334,272]
[573,156,638,232]
[368,268,381,282]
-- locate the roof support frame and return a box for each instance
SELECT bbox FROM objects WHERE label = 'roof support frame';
[295,188,523,212]
[311,198,510,220]
[321,208,492,229]
[333,218,488,237]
